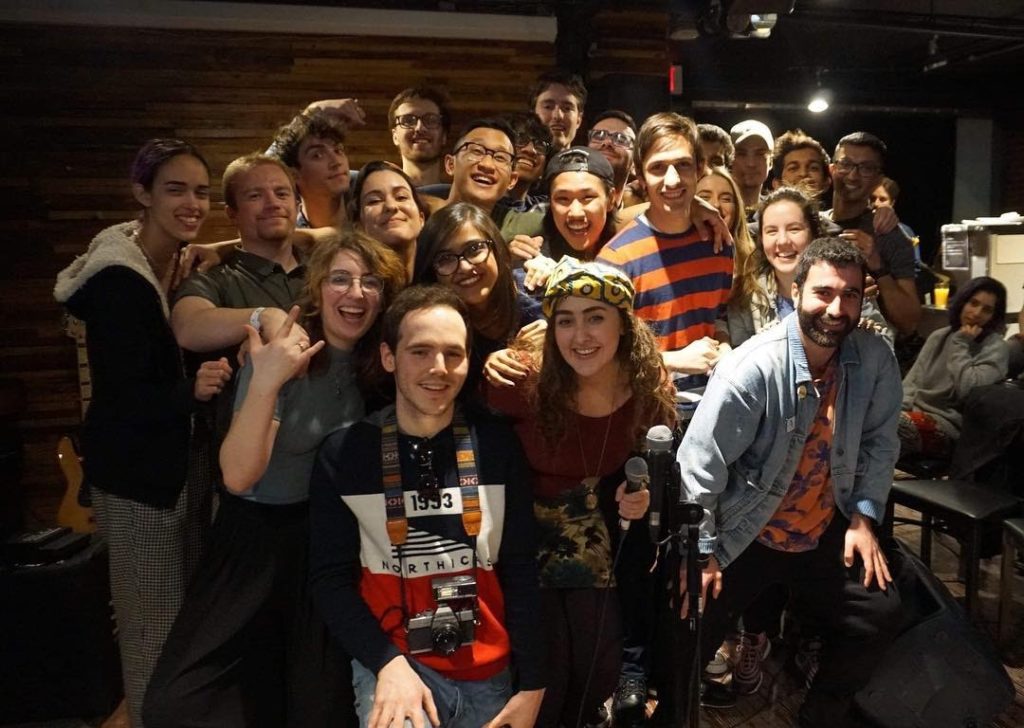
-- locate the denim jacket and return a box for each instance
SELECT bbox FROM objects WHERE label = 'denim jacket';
[678,313,901,569]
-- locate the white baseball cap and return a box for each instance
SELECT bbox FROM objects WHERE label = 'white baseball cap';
[730,119,774,149]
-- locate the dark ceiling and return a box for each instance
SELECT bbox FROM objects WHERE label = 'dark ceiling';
[197,0,1024,113]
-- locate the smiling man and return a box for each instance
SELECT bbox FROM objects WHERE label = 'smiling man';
[530,70,586,152]
[824,132,920,336]
[587,109,636,207]
[771,129,832,202]
[309,285,545,728]
[676,237,901,727]
[503,111,553,212]
[271,110,351,229]
[172,154,307,358]
[389,86,452,187]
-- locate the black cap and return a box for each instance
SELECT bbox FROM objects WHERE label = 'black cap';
[543,146,615,191]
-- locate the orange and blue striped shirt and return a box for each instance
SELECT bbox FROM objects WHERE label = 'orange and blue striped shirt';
[597,215,733,390]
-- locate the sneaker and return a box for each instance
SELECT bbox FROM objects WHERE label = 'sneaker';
[732,630,769,695]
[612,676,647,726]
[703,646,731,676]
[700,679,737,709]
[793,635,822,689]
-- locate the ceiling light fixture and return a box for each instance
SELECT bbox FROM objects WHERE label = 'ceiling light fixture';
[807,68,831,113]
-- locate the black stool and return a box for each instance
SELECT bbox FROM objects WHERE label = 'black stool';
[998,517,1024,643]
[884,479,1020,618]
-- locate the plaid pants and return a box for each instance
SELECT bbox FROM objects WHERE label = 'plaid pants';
[91,434,211,727]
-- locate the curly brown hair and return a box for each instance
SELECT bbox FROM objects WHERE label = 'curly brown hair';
[298,227,407,395]
[518,303,676,450]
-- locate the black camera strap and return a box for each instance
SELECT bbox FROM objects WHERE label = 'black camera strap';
[380,405,481,624]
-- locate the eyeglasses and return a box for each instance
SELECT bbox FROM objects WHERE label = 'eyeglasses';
[833,158,881,176]
[410,440,437,491]
[394,113,443,130]
[518,138,551,156]
[588,128,634,149]
[326,271,384,296]
[432,239,493,277]
[454,141,515,168]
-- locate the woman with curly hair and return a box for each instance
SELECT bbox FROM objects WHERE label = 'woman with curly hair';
[145,229,406,727]
[484,257,676,728]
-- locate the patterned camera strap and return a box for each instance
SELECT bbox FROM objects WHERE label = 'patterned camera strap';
[380,406,483,628]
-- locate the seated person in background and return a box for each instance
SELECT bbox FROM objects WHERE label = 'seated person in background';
[900,276,1009,459]
[271,109,351,228]
[502,111,553,212]
[309,285,546,728]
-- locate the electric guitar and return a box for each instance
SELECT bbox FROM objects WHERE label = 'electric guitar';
[57,315,96,533]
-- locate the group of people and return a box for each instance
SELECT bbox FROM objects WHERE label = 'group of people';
[53,68,1018,728]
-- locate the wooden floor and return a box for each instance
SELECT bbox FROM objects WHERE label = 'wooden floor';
[4,504,1024,728]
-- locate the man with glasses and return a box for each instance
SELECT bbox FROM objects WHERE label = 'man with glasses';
[440,118,545,240]
[587,110,637,208]
[530,70,586,152]
[389,86,453,187]
[502,111,553,213]
[825,132,920,335]
[309,284,545,728]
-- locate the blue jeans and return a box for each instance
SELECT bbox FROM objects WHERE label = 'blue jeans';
[352,659,511,728]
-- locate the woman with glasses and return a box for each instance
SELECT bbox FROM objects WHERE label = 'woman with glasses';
[144,230,406,728]
[414,202,544,391]
[484,258,677,728]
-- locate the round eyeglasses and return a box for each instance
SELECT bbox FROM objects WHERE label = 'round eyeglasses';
[455,142,515,169]
[588,128,634,149]
[326,271,384,295]
[432,239,494,277]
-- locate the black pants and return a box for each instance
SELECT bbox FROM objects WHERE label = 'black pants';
[143,494,356,728]
[536,588,622,728]
[677,514,901,727]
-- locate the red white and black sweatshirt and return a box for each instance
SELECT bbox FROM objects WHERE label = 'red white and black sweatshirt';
[309,406,546,690]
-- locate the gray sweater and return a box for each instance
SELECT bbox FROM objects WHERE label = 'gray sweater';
[902,326,1009,437]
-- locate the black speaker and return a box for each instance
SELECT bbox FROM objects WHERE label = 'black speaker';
[855,539,1013,728]
[0,538,122,721]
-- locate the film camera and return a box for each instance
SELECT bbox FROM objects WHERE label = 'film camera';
[406,575,478,656]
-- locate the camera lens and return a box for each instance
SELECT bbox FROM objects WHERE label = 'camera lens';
[431,623,462,656]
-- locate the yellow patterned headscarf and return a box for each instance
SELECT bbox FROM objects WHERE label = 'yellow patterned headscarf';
[541,256,635,318]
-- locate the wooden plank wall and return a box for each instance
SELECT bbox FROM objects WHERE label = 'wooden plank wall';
[0,12,668,527]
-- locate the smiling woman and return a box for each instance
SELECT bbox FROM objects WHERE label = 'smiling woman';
[143,228,406,727]
[53,138,227,726]
[415,202,542,393]
[350,160,429,278]
[483,258,676,728]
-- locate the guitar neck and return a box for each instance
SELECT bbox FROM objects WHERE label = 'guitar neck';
[64,314,92,419]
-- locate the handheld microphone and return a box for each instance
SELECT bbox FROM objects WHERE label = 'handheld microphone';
[645,425,675,543]
[620,456,649,531]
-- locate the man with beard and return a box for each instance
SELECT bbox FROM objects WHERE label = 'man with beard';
[587,109,637,208]
[389,86,452,187]
[675,237,902,727]
[825,132,920,336]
